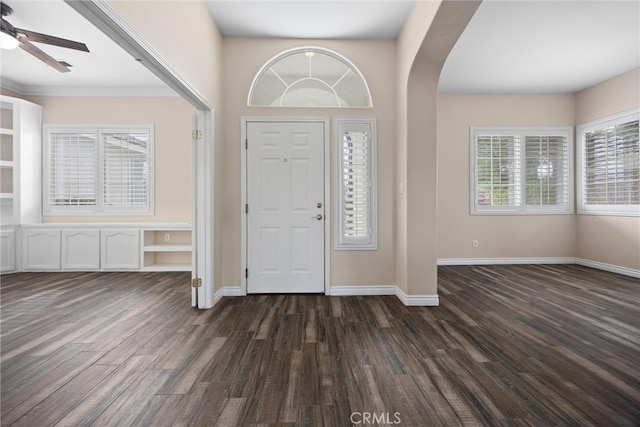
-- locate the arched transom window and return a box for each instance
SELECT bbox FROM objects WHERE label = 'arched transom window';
[248,47,372,108]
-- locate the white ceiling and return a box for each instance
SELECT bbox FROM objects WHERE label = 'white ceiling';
[0,0,638,96]
[205,0,415,39]
[440,0,640,93]
[0,0,173,96]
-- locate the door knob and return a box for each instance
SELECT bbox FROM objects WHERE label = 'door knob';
[312,214,323,220]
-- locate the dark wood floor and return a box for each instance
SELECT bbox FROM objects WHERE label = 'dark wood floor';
[1,265,639,426]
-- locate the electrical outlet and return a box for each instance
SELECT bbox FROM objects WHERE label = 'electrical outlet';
[472,240,479,248]
[164,233,171,242]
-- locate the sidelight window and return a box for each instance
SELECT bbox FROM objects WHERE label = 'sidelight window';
[336,118,376,249]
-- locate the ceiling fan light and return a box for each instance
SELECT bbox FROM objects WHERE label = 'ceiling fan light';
[0,30,18,49]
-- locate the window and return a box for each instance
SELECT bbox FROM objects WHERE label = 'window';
[471,127,573,214]
[249,46,372,108]
[44,125,153,215]
[577,109,640,216]
[336,118,376,249]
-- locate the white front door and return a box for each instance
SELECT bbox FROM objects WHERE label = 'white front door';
[246,121,325,293]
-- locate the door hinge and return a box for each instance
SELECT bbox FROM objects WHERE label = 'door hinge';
[245,139,248,149]
[245,203,249,214]
[192,130,203,140]
[245,268,248,278]
[191,278,202,288]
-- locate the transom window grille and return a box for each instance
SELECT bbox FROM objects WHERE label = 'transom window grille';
[577,109,640,215]
[249,47,372,108]
[336,118,377,249]
[44,125,153,215]
[471,127,573,214]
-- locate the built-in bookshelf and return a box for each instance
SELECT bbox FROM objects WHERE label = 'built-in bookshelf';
[0,97,42,273]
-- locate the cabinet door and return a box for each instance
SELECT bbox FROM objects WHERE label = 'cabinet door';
[62,229,100,270]
[22,228,61,270]
[0,229,16,272]
[101,229,140,270]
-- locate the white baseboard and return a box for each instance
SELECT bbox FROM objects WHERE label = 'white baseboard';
[210,257,638,309]
[223,287,243,297]
[438,257,576,265]
[329,285,438,306]
[395,288,439,306]
[329,285,396,296]
[576,258,640,279]
[438,257,639,279]
[212,286,244,307]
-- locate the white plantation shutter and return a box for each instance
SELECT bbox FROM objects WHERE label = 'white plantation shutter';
[472,127,572,214]
[44,125,153,214]
[343,131,369,237]
[475,134,521,209]
[578,109,640,215]
[524,134,569,209]
[336,119,377,249]
[48,131,97,209]
[101,131,149,210]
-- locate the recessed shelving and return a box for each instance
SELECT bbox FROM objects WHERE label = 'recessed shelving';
[142,227,192,271]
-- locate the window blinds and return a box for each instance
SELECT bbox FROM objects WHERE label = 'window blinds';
[342,130,370,238]
[336,118,376,249]
[45,126,152,214]
[472,128,572,214]
[525,135,568,206]
[475,135,521,207]
[584,119,639,206]
[48,132,97,207]
[102,131,149,209]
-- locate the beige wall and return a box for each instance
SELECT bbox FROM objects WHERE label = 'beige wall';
[437,93,577,259]
[107,0,223,105]
[108,0,226,288]
[575,68,640,271]
[395,1,441,294]
[221,38,396,287]
[28,96,193,224]
[396,0,480,297]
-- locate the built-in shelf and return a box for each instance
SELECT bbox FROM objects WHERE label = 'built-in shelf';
[142,263,191,272]
[142,227,192,271]
[143,244,192,252]
[1,97,42,274]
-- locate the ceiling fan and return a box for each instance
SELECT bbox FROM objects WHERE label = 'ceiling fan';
[0,1,89,73]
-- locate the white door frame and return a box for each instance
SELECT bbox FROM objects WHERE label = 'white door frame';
[193,110,215,308]
[241,117,331,296]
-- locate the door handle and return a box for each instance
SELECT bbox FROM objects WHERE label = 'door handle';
[312,214,323,220]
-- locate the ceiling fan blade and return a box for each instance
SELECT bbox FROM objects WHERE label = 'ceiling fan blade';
[14,27,89,52]
[19,38,70,73]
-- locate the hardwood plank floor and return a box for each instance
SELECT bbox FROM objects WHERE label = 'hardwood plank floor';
[1,265,639,426]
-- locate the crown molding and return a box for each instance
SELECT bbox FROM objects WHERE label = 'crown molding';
[0,78,26,95]
[22,86,178,97]
[1,78,178,97]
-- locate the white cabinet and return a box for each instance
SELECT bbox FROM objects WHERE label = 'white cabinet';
[101,229,140,270]
[18,224,189,272]
[0,228,16,272]
[22,228,61,270]
[62,229,100,270]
